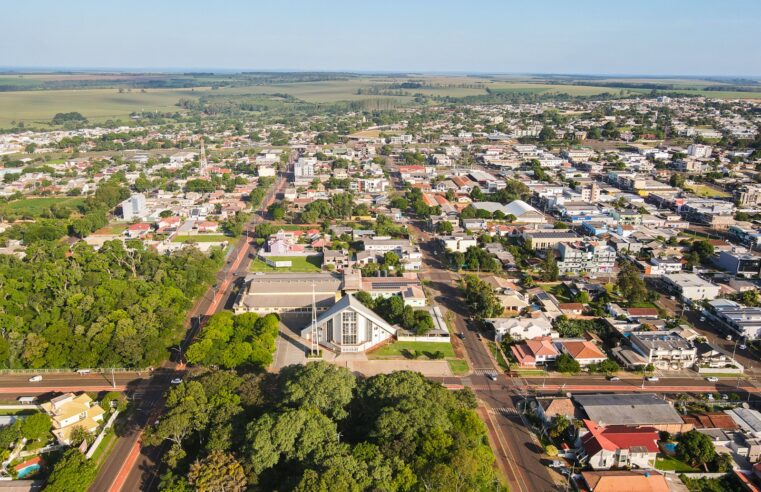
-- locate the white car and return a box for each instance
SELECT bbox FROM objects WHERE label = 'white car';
[28,375,43,382]
[740,344,747,350]
[706,377,719,382]
[646,376,659,382]
[170,378,183,385]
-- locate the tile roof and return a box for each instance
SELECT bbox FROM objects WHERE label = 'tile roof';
[562,341,606,360]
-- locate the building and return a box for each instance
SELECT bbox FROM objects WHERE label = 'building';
[559,340,607,366]
[522,231,579,251]
[687,144,713,159]
[301,293,397,353]
[438,234,478,253]
[713,249,761,277]
[557,241,616,275]
[486,314,555,342]
[641,257,683,276]
[580,182,601,203]
[294,157,316,180]
[41,393,105,445]
[580,470,675,492]
[573,393,691,433]
[233,272,343,314]
[580,420,660,470]
[119,193,147,221]
[662,273,721,302]
[735,185,761,207]
[706,299,761,340]
[511,336,559,367]
[629,331,696,370]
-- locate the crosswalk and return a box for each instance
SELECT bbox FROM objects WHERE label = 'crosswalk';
[473,368,498,375]
[489,407,519,416]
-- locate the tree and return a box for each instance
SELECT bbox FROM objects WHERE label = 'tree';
[616,261,648,304]
[280,361,356,420]
[555,353,580,374]
[541,253,559,281]
[599,359,619,375]
[548,415,571,439]
[21,412,51,442]
[188,450,247,492]
[711,453,734,472]
[669,173,686,188]
[677,430,717,470]
[436,221,453,234]
[463,275,503,318]
[44,449,98,492]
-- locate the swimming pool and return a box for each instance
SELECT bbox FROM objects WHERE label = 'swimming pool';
[662,442,677,454]
[16,463,40,479]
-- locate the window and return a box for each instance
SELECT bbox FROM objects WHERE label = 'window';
[326,318,333,343]
[342,310,357,345]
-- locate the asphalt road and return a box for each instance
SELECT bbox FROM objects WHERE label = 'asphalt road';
[410,222,559,492]
[87,169,288,492]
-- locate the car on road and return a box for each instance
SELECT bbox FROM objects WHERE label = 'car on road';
[646,376,659,382]
[457,332,465,339]
[476,333,483,341]
[548,461,564,468]
[170,378,183,385]
[706,377,719,382]
[28,375,43,382]
[740,344,747,350]
[726,335,733,341]
[486,372,498,381]
[699,316,705,322]
[608,376,620,381]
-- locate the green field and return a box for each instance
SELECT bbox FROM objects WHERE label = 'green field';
[172,234,232,243]
[1,196,85,217]
[447,359,470,375]
[370,341,456,359]
[686,184,731,198]
[249,255,322,272]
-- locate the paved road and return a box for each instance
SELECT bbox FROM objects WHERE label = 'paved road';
[89,170,288,492]
[410,222,559,492]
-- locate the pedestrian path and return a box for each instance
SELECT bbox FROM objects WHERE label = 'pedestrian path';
[489,406,519,416]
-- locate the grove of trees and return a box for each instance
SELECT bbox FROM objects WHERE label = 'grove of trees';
[149,364,505,491]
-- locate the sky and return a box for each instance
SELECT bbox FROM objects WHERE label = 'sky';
[2,0,760,76]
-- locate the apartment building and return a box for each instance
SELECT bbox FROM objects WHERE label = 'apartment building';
[556,241,616,275]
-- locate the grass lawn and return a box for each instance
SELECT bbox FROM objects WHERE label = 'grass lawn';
[655,455,698,472]
[488,342,511,372]
[628,300,658,309]
[93,223,128,235]
[249,255,322,272]
[686,184,731,198]
[90,428,117,464]
[0,409,38,416]
[371,341,455,359]
[448,359,470,376]
[172,234,233,243]
[2,196,85,217]
[509,366,549,376]
[538,283,571,303]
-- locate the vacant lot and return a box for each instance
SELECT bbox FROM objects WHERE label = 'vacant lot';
[249,255,322,272]
[686,183,731,198]
[1,196,85,217]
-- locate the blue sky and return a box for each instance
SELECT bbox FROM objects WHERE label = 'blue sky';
[2,0,760,75]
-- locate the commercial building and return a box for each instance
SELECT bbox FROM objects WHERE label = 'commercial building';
[713,249,761,277]
[119,193,147,221]
[629,330,697,370]
[573,393,690,434]
[661,273,721,301]
[522,230,579,251]
[233,272,343,315]
[706,299,761,340]
[556,241,616,275]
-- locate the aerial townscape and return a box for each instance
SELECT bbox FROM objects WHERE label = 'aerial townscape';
[1,1,761,492]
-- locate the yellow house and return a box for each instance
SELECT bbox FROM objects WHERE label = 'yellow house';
[41,393,105,445]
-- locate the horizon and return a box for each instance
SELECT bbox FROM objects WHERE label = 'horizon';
[3,0,760,76]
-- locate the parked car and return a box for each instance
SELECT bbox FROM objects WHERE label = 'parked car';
[170,378,183,385]
[548,461,564,468]
[721,394,729,401]
[706,377,719,382]
[708,394,715,401]
[608,376,620,381]
[726,335,733,341]
[457,332,465,340]
[28,375,43,382]
[740,344,747,350]
[646,376,659,382]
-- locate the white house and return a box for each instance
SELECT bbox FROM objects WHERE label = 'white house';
[486,315,555,342]
[301,293,397,353]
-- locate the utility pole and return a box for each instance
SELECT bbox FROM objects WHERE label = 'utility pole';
[111,368,116,389]
[310,283,319,356]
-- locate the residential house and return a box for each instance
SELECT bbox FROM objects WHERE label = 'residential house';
[580,420,660,470]
[41,393,105,445]
[559,340,607,366]
[487,314,555,342]
[511,336,560,367]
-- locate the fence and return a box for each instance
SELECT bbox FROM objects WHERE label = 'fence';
[86,410,120,459]
[0,367,148,375]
